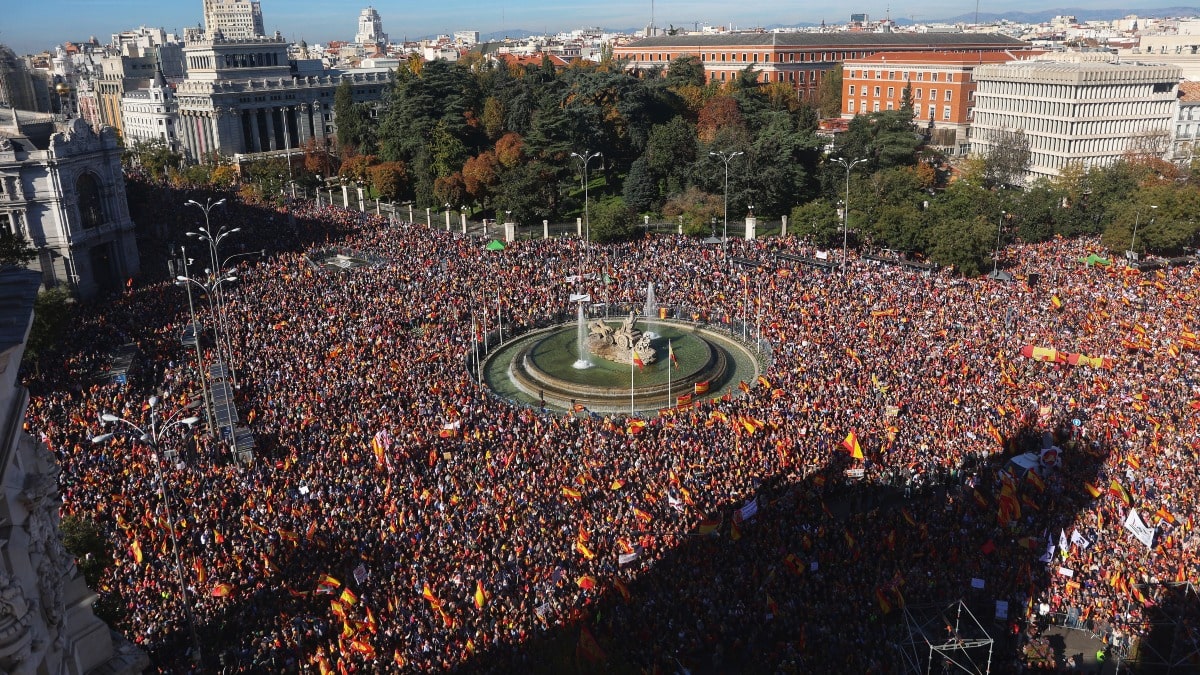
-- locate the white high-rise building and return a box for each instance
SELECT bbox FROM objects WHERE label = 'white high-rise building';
[355,7,388,47]
[202,0,265,39]
[970,53,1180,183]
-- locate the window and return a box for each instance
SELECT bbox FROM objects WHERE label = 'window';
[888,87,895,98]
[888,71,895,79]
[76,173,105,229]
[914,103,922,117]
[929,89,937,101]
[887,102,894,110]
[873,101,881,111]
[915,89,922,99]
[946,73,954,82]
[849,85,856,95]
[945,90,952,101]
[943,105,951,120]
[848,100,856,112]
[875,70,882,79]
[917,72,924,81]
[873,86,880,96]
[931,72,938,81]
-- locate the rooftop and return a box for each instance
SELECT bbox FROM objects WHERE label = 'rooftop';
[846,49,1045,66]
[622,32,1028,49]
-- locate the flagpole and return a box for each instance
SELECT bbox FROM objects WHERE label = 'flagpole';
[630,350,635,416]
[668,339,672,410]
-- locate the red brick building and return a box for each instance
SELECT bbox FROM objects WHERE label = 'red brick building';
[614,32,1029,100]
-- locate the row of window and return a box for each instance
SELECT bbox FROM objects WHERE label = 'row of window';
[636,49,875,64]
[973,96,1173,119]
[977,81,1172,100]
[848,99,953,119]
[849,85,954,101]
[975,112,1169,139]
[849,69,954,82]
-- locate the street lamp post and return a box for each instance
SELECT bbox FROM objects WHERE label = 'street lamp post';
[185,203,242,385]
[1130,204,1157,261]
[993,210,1006,276]
[830,156,866,273]
[709,150,743,264]
[570,150,602,249]
[176,246,212,432]
[444,203,452,231]
[91,398,203,666]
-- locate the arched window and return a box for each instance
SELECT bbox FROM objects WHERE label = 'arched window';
[76,173,105,229]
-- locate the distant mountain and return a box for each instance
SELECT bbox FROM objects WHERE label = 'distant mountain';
[929,7,1200,24]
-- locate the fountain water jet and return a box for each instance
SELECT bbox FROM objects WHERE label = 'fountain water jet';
[572,301,593,369]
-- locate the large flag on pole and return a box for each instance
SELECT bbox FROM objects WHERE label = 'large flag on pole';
[669,340,678,369]
[632,350,645,371]
[841,431,864,460]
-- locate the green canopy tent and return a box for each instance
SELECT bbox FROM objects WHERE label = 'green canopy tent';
[485,240,506,251]
[1079,253,1111,267]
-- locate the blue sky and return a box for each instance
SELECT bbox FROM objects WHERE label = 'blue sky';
[1,0,1170,55]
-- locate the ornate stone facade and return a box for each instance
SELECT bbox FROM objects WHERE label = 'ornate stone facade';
[0,268,146,674]
[0,112,140,298]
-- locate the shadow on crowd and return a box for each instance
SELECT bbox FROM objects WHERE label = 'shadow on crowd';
[446,413,1120,674]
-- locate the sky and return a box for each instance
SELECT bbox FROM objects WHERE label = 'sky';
[1,0,1171,56]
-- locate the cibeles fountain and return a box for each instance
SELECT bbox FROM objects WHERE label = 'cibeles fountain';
[480,288,762,414]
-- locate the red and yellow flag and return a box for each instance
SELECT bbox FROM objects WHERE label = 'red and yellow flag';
[130,540,143,564]
[841,431,864,460]
[669,340,678,369]
[1083,482,1102,499]
[631,350,645,370]
[562,486,582,501]
[474,581,487,610]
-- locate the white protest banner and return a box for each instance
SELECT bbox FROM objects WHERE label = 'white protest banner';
[1070,529,1091,550]
[618,546,644,566]
[568,293,591,302]
[736,498,759,523]
[353,564,369,585]
[1039,539,1055,564]
[1057,567,1074,577]
[1124,509,1156,549]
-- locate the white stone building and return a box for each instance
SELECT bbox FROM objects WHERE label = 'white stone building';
[0,266,147,674]
[970,53,1180,183]
[202,0,265,40]
[119,66,179,152]
[355,7,388,47]
[0,111,140,297]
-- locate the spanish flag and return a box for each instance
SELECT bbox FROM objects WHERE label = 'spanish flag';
[738,380,750,393]
[669,340,678,369]
[1109,479,1131,506]
[474,580,487,610]
[576,575,598,591]
[694,381,710,395]
[757,375,772,389]
[698,514,722,535]
[1155,506,1176,525]
[211,582,234,598]
[633,507,653,523]
[340,587,358,606]
[130,540,143,564]
[562,486,582,501]
[841,431,864,460]
[1084,482,1102,499]
[1025,470,1046,493]
[1050,295,1063,310]
[631,350,645,371]
[422,583,442,609]
[575,539,596,560]
[613,577,631,603]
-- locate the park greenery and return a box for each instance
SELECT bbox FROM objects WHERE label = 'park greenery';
[126,56,1200,276]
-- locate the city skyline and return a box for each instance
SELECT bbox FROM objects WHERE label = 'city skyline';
[1,0,1175,56]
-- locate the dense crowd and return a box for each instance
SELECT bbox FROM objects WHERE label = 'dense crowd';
[24,194,1200,673]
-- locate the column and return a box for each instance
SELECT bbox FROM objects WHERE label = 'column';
[264,107,277,151]
[297,104,311,146]
[312,102,325,143]
[249,110,262,153]
[745,213,757,240]
[781,215,788,237]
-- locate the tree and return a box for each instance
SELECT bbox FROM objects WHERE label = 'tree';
[589,198,637,243]
[622,156,658,212]
[124,139,181,181]
[462,151,499,207]
[817,65,843,118]
[0,231,38,268]
[666,56,706,88]
[367,161,409,202]
[333,80,374,155]
[978,129,1031,189]
[645,117,698,195]
[22,286,71,370]
[696,96,743,144]
[494,132,525,169]
[789,200,841,247]
[662,187,723,236]
[928,214,994,276]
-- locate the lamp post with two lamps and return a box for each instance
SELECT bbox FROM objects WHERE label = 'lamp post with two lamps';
[830,156,866,273]
[992,210,1007,276]
[570,150,602,249]
[91,398,204,666]
[709,150,743,263]
[1130,204,1157,262]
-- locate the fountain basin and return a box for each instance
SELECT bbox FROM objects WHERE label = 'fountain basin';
[481,320,762,414]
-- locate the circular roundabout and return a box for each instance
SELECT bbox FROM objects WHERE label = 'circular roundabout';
[479,317,765,414]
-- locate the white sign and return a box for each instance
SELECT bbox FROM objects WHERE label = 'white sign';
[1124,509,1157,549]
[569,293,592,303]
[618,546,644,566]
[353,564,369,585]
[1057,567,1074,577]
[1070,529,1092,550]
[735,498,759,523]
[970,578,985,589]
